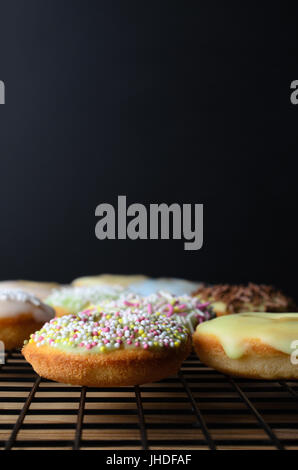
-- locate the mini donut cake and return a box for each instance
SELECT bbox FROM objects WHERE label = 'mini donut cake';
[96,291,215,332]
[45,285,124,317]
[72,274,147,288]
[0,289,55,350]
[22,307,191,386]
[193,312,298,379]
[129,278,202,296]
[192,283,296,316]
[0,280,60,300]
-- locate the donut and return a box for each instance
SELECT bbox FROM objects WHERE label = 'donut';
[72,274,148,288]
[193,312,298,379]
[192,283,296,316]
[0,289,55,350]
[0,280,60,300]
[96,291,215,333]
[22,308,191,386]
[129,278,202,296]
[45,285,124,317]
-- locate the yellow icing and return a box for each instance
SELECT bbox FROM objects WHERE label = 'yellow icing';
[211,301,227,314]
[196,312,298,359]
[198,298,269,315]
[72,274,147,287]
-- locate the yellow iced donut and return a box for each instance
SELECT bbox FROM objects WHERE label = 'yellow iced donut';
[72,274,147,288]
[193,312,298,379]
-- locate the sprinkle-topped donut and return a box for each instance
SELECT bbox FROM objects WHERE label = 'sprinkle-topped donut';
[22,307,192,386]
[96,291,215,332]
[45,285,125,316]
[27,307,190,353]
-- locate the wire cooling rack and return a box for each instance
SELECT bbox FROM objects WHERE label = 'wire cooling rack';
[0,351,298,450]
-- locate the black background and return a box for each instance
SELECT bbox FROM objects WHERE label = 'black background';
[0,1,297,298]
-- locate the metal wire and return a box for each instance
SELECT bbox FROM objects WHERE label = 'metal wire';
[228,377,284,450]
[279,381,298,400]
[73,386,87,450]
[178,371,216,450]
[134,385,148,450]
[4,375,41,450]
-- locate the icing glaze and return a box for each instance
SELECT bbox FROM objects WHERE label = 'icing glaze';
[72,274,148,288]
[0,289,54,321]
[196,312,298,359]
[129,278,201,296]
[28,307,190,354]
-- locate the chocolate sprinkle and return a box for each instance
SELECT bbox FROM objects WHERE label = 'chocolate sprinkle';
[192,283,296,314]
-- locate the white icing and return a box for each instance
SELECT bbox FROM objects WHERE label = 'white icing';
[0,289,54,321]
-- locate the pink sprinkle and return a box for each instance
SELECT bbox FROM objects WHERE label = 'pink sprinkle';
[79,342,85,347]
[165,304,174,316]
[92,342,97,347]
[38,336,44,341]
[135,342,140,347]
[102,327,110,332]
[123,326,129,331]
[116,339,122,344]
[127,339,132,345]
[49,339,54,344]
[147,303,152,314]
[143,344,149,349]
[124,300,140,307]
[103,339,109,344]
[178,303,187,311]
[83,308,93,314]
[86,344,92,350]
[73,334,78,339]
[196,302,211,309]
